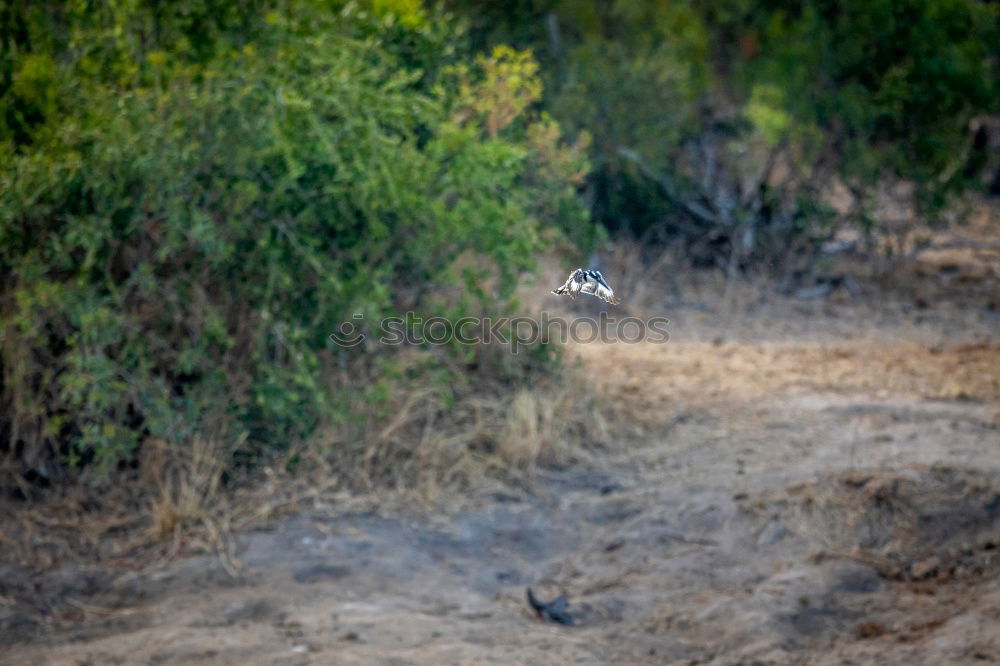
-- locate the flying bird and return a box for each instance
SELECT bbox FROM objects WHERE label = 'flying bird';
[551,268,619,305]
[526,587,574,625]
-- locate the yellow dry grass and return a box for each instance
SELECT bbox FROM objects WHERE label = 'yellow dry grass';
[143,436,230,541]
[496,387,609,469]
[311,361,612,495]
[137,434,255,574]
[571,339,1000,426]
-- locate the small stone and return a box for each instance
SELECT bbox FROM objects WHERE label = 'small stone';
[757,520,788,546]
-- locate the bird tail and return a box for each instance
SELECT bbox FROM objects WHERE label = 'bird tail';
[526,587,545,614]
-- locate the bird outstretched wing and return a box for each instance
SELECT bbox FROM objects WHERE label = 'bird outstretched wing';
[580,280,618,305]
[580,270,619,305]
[551,268,619,305]
[585,270,612,291]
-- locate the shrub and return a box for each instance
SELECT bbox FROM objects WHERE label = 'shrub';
[445,0,999,270]
[0,1,595,484]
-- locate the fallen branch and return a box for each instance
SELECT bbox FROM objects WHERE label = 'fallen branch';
[905,239,1000,260]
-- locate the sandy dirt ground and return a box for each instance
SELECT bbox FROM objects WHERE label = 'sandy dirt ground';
[2,241,999,665]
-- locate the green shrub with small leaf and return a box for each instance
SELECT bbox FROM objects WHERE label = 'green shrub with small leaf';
[0,1,595,482]
[446,0,998,266]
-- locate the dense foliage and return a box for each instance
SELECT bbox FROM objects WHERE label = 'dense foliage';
[0,1,593,481]
[1,0,996,487]
[447,0,999,266]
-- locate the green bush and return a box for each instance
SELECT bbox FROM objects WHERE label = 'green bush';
[446,0,999,264]
[0,1,594,480]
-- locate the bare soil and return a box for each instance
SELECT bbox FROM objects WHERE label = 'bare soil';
[2,240,999,665]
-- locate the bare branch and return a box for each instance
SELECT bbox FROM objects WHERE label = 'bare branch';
[700,131,717,199]
[616,147,718,226]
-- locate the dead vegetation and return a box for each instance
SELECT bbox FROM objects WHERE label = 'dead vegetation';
[0,340,613,581]
[0,345,617,647]
[305,341,614,495]
[144,435,232,541]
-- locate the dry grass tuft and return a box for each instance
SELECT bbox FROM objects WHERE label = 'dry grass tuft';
[309,348,613,495]
[137,432,252,575]
[144,436,230,541]
[497,389,556,467]
[495,386,609,469]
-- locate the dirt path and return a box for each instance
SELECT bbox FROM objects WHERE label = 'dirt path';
[3,287,999,665]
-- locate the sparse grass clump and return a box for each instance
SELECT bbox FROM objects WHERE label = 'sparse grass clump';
[305,341,611,493]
